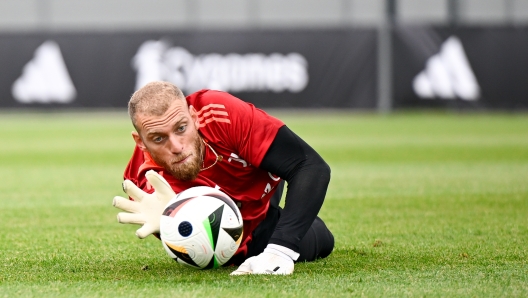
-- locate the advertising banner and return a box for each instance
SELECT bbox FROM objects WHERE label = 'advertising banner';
[393,26,528,110]
[0,30,378,109]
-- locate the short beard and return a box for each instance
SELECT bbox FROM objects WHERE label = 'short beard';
[150,134,203,181]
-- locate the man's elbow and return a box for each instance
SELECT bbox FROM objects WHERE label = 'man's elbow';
[314,157,331,185]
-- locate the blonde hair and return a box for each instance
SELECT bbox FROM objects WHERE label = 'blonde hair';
[128,81,186,131]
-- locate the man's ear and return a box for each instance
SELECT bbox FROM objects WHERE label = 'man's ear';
[189,105,200,129]
[132,131,147,152]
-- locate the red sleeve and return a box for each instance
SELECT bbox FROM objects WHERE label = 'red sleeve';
[123,145,145,189]
[188,90,284,168]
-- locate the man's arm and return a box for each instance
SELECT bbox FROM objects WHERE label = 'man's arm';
[231,125,330,275]
[260,125,331,252]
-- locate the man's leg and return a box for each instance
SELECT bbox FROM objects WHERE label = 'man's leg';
[247,209,334,262]
[296,216,334,262]
[245,181,334,262]
[242,181,284,260]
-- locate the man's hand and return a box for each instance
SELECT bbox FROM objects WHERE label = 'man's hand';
[230,244,299,275]
[112,170,175,239]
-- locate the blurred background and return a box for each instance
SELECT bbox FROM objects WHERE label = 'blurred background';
[1,0,527,111]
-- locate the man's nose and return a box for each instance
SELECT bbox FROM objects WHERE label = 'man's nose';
[167,135,184,154]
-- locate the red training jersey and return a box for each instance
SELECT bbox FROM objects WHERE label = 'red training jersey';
[124,89,285,257]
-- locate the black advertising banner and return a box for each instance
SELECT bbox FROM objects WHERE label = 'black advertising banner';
[393,26,528,110]
[0,29,378,109]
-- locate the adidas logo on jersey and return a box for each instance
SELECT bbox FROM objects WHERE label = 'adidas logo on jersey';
[413,36,480,101]
[11,40,77,104]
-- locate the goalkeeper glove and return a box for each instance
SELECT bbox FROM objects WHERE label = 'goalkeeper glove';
[112,170,175,239]
[230,244,299,275]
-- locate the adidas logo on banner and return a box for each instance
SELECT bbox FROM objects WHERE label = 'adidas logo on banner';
[413,36,480,101]
[12,40,77,104]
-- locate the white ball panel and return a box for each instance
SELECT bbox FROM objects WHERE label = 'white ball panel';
[214,228,239,265]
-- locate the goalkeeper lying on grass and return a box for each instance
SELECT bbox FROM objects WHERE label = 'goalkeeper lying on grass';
[113,81,334,275]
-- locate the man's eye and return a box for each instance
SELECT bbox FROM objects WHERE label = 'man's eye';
[177,125,187,132]
[153,136,163,143]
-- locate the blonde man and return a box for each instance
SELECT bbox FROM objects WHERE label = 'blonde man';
[114,81,333,275]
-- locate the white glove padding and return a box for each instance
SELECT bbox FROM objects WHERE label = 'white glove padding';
[230,244,300,275]
[113,170,176,239]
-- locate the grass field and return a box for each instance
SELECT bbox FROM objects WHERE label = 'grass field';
[0,111,527,297]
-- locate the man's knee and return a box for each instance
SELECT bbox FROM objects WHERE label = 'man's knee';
[297,217,334,262]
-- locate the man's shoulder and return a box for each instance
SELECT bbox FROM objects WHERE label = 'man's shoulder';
[187,89,254,125]
[186,89,238,107]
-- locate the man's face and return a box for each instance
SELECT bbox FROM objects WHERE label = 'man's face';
[132,100,203,181]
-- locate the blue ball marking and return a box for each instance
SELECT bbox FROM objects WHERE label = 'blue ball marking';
[178,221,193,237]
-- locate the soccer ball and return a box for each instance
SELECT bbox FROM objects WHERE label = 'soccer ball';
[159,186,243,269]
